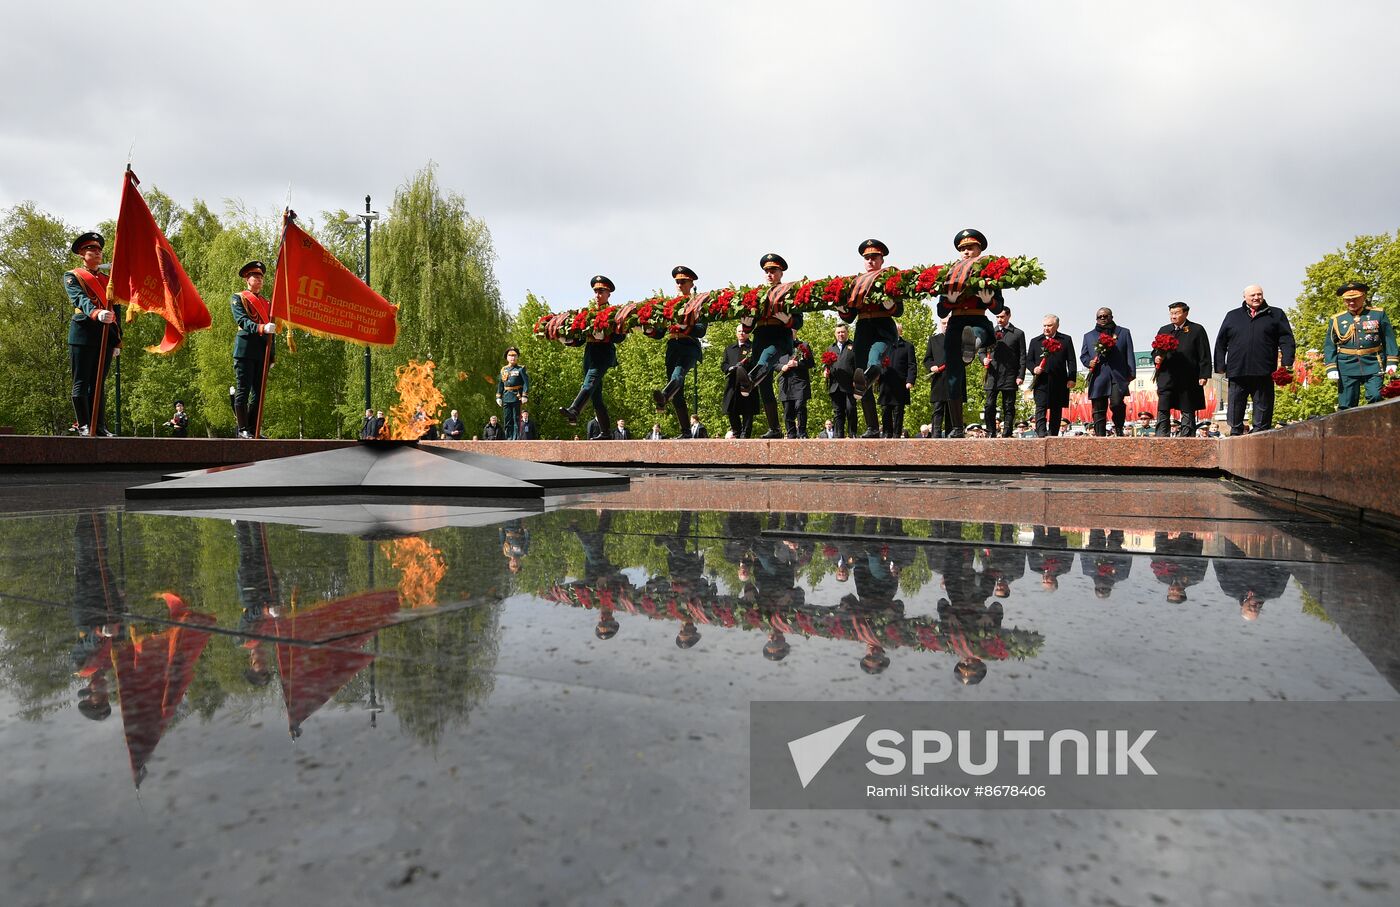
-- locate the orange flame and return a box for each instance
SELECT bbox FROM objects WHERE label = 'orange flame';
[387,359,445,440]
[383,536,447,609]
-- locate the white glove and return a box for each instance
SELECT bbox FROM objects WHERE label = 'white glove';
[976,289,996,305]
[262,323,277,335]
[112,347,120,358]
[95,309,115,324]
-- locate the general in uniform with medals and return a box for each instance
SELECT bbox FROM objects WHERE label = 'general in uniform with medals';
[1325,281,1398,409]
[495,347,530,440]
[63,232,121,436]
[231,260,276,438]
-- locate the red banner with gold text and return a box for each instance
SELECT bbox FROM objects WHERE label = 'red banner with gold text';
[110,169,212,354]
[271,217,398,347]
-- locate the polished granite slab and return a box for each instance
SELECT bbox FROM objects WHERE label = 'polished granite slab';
[0,470,1397,905]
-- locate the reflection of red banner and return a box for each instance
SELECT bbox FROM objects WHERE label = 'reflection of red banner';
[273,590,400,736]
[112,593,215,787]
[109,170,212,353]
[271,217,398,346]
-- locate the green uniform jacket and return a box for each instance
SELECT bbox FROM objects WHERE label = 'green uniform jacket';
[64,270,122,348]
[231,293,276,363]
[496,364,530,402]
[1324,307,1397,377]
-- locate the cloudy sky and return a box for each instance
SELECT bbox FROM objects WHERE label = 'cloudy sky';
[5,0,1398,338]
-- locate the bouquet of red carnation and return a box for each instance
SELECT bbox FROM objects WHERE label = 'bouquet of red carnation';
[1094,331,1117,358]
[821,350,838,366]
[1151,332,1178,368]
[1271,366,1293,387]
[1382,379,1400,399]
[880,354,892,369]
[1037,335,1062,369]
[796,341,812,359]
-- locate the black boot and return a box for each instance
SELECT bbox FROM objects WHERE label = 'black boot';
[851,368,868,400]
[672,394,691,439]
[947,406,966,438]
[594,400,611,440]
[560,388,589,425]
[652,378,680,411]
[961,325,978,364]
[859,395,881,438]
[761,398,783,439]
[881,405,895,439]
[234,403,251,439]
[734,363,755,397]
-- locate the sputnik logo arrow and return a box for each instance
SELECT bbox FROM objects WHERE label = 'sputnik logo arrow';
[787,715,865,788]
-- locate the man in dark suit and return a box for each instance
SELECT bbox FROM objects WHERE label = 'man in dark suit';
[879,322,917,438]
[358,408,377,439]
[922,317,955,437]
[517,410,539,440]
[722,325,759,438]
[982,306,1026,438]
[777,334,814,439]
[482,415,506,440]
[818,419,836,439]
[441,408,465,440]
[823,323,858,438]
[686,414,708,438]
[1213,284,1295,435]
[1080,307,1135,437]
[1027,314,1077,437]
[1153,301,1212,436]
[612,419,631,440]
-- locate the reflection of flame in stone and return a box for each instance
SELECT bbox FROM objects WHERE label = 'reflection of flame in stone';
[384,536,447,608]
[388,359,445,440]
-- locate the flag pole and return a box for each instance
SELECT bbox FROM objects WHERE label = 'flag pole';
[254,210,292,440]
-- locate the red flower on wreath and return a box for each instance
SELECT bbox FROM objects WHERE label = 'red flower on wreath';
[883,269,904,297]
[794,282,815,307]
[744,610,763,628]
[637,301,655,323]
[822,276,846,304]
[821,350,838,367]
[795,612,816,636]
[980,257,1011,282]
[828,618,847,640]
[739,287,761,311]
[1271,366,1294,386]
[915,626,942,650]
[570,310,589,332]
[716,607,736,628]
[640,595,657,616]
[662,297,679,320]
[983,636,1010,660]
[914,265,944,294]
[593,306,615,332]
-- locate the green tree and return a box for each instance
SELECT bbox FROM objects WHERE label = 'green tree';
[0,203,77,433]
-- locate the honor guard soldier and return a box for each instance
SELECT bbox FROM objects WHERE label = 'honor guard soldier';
[651,266,707,437]
[843,239,902,437]
[1325,281,1397,409]
[560,275,627,435]
[164,401,189,437]
[64,232,121,436]
[231,260,276,438]
[937,229,1006,437]
[735,253,804,438]
[496,347,530,439]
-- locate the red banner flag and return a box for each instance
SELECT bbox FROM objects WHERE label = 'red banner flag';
[109,169,212,354]
[271,215,398,346]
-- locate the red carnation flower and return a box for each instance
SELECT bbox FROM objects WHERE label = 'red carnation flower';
[980,257,1011,282]
[983,636,1010,660]
[1041,337,1062,354]
[915,626,942,650]
[1382,379,1400,399]
[662,297,679,320]
[571,310,589,331]
[1271,366,1293,386]
[740,287,761,311]
[636,302,654,323]
[914,265,944,294]
[795,612,816,635]
[794,282,815,307]
[593,307,615,332]
[884,269,904,297]
[821,350,838,366]
[1097,332,1117,349]
[716,607,736,628]
[822,276,846,304]
[881,354,891,369]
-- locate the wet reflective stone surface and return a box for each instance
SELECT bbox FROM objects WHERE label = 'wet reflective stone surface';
[1,469,1397,905]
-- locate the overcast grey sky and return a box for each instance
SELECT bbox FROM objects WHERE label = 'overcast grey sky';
[4,0,1398,337]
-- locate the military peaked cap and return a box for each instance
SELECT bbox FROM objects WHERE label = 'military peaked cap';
[239,260,266,278]
[857,238,889,257]
[759,253,788,271]
[671,265,698,281]
[70,232,104,253]
[590,275,616,291]
[954,228,987,251]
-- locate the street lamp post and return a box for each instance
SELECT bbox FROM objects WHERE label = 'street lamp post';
[357,195,379,412]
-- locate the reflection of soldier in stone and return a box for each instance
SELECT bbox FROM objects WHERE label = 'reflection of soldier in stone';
[980,523,1025,600]
[500,520,530,575]
[1150,531,1209,603]
[573,511,627,640]
[1081,529,1133,599]
[1214,560,1292,622]
[235,520,282,687]
[939,593,1003,687]
[860,645,890,675]
[71,512,122,721]
[676,620,701,649]
[763,630,791,662]
[1027,525,1072,591]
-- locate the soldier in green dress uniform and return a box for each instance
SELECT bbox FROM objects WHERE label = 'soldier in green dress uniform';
[560,275,627,435]
[1324,281,1398,409]
[496,347,530,440]
[651,265,708,437]
[63,232,121,436]
[230,260,276,438]
[735,253,803,438]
